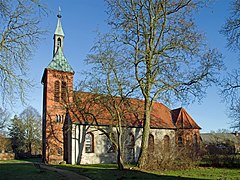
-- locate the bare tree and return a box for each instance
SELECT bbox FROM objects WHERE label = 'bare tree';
[76,33,138,170]
[19,106,42,155]
[0,0,47,104]
[104,0,223,168]
[0,107,10,131]
[220,0,240,130]
[9,106,42,156]
[221,0,240,51]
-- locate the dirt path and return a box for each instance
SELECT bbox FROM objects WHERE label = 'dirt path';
[36,163,91,180]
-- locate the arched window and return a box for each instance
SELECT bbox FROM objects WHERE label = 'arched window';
[85,133,94,153]
[57,147,62,156]
[57,38,61,48]
[56,115,62,123]
[178,136,183,147]
[163,135,170,152]
[126,133,135,162]
[148,134,154,152]
[193,134,199,152]
[193,134,198,145]
[186,134,191,146]
[61,81,67,102]
[107,133,116,153]
[56,115,59,123]
[54,80,60,102]
[127,133,135,148]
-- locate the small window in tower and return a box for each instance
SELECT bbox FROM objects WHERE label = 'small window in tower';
[57,147,62,156]
[54,80,60,102]
[56,115,61,123]
[57,38,61,48]
[61,81,67,102]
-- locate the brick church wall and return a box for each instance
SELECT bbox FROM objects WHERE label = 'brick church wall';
[42,69,74,164]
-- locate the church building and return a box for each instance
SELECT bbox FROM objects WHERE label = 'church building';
[41,11,201,165]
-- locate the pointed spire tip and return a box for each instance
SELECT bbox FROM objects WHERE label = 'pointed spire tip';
[57,6,62,18]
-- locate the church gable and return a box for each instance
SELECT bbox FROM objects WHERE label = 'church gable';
[171,108,201,129]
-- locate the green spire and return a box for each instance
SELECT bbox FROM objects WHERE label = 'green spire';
[47,47,74,73]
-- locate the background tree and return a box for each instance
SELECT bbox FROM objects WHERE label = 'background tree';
[9,115,26,157]
[221,0,240,51]
[19,106,41,155]
[8,107,41,157]
[220,0,240,130]
[0,107,10,131]
[104,0,223,168]
[0,0,47,104]
[0,107,11,153]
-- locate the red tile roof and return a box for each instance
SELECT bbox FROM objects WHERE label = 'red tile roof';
[69,92,199,129]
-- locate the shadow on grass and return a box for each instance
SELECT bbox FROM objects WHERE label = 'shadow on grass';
[0,161,65,180]
[55,164,199,180]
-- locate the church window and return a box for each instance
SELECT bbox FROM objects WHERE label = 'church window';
[127,133,135,148]
[57,38,61,48]
[49,148,54,155]
[163,135,170,152]
[85,133,94,153]
[107,133,116,153]
[54,80,60,102]
[193,134,199,151]
[193,134,198,145]
[56,115,61,123]
[61,81,67,102]
[148,134,154,152]
[126,133,135,162]
[57,147,62,156]
[186,134,191,146]
[178,136,183,146]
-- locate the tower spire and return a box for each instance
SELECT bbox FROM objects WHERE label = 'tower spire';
[53,7,64,55]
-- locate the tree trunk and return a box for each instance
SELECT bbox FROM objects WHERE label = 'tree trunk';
[137,99,151,168]
[28,142,32,155]
[117,129,124,170]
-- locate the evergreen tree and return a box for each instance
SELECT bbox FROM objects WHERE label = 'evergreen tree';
[9,115,26,156]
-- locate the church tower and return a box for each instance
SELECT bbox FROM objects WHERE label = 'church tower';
[41,8,74,164]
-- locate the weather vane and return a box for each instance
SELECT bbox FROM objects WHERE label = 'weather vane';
[57,6,61,18]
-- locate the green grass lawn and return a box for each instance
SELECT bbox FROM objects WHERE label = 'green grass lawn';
[55,163,240,180]
[158,167,240,179]
[1,159,240,179]
[0,160,65,180]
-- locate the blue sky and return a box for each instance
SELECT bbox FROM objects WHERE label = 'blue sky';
[13,0,238,133]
